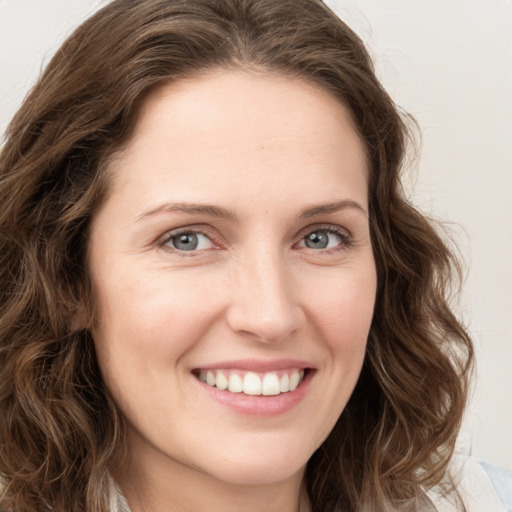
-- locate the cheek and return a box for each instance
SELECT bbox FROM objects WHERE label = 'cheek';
[305,265,377,351]
[93,267,218,350]
[299,266,376,444]
[91,270,218,413]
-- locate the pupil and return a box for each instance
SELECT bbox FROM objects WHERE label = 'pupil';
[174,233,198,251]
[306,231,328,249]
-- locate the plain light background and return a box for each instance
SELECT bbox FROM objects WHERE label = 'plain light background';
[1,1,511,469]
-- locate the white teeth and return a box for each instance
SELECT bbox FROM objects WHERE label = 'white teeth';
[262,373,280,396]
[216,371,228,390]
[243,372,262,395]
[279,373,290,392]
[198,368,307,396]
[289,371,300,391]
[206,371,215,387]
[228,373,243,393]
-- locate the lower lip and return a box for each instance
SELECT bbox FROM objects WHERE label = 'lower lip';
[194,371,314,416]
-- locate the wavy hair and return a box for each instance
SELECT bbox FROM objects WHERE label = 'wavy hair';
[0,1,473,510]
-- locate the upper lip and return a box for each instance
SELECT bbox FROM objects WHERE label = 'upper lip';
[193,359,314,372]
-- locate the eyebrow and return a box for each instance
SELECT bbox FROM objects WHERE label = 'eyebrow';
[299,200,368,219]
[136,202,238,222]
[136,199,368,223]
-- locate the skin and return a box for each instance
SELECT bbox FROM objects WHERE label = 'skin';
[88,70,377,512]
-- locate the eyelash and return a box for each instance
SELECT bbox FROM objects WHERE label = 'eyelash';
[157,227,220,255]
[295,226,353,253]
[157,224,353,256]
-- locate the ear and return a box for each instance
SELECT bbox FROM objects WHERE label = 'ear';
[71,302,90,332]
[70,281,94,332]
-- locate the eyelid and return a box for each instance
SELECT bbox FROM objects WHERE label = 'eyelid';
[157,225,222,252]
[296,222,352,238]
[155,222,354,255]
[294,223,353,251]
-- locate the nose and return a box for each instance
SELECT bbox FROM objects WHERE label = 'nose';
[225,248,303,344]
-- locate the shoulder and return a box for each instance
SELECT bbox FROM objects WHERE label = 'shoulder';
[427,453,512,512]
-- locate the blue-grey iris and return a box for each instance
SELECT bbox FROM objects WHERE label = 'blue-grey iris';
[173,233,198,251]
[305,231,329,249]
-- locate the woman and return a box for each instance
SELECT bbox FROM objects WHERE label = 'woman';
[0,1,508,511]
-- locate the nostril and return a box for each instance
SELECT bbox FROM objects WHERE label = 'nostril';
[226,305,303,344]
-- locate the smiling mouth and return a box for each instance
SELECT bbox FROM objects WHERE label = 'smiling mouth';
[194,368,308,396]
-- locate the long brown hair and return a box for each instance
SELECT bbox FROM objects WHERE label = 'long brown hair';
[0,1,473,510]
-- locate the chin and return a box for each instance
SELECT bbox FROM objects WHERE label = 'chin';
[202,438,312,486]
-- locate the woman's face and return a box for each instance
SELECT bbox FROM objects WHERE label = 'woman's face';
[88,70,377,487]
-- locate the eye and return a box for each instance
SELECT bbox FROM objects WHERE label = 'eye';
[163,230,216,252]
[297,227,351,251]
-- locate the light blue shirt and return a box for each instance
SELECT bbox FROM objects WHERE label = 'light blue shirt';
[479,460,512,511]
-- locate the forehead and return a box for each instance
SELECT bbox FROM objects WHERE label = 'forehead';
[104,69,369,212]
